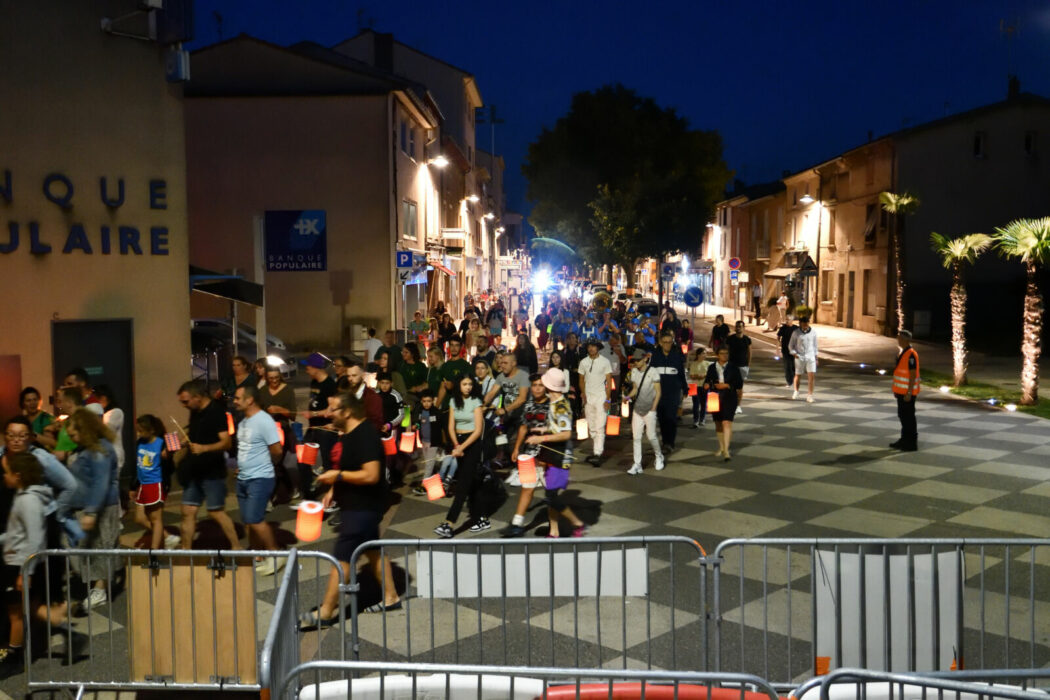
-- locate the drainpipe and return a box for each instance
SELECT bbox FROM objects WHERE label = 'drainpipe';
[813,170,823,323]
[390,94,399,332]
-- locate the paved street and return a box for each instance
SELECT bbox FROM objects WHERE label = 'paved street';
[8,340,1049,698]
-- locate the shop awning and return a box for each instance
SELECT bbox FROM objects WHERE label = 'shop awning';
[189,265,264,306]
[763,267,796,278]
[430,262,456,277]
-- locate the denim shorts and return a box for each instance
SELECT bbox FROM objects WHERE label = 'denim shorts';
[181,477,228,511]
[236,476,275,524]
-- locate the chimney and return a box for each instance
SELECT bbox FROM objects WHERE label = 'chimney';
[374,32,393,72]
[1008,75,1020,99]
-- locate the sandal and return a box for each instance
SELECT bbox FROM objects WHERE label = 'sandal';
[363,600,402,613]
[298,606,339,630]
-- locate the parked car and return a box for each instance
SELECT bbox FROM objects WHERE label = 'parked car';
[191,318,296,378]
[616,291,643,302]
[629,298,661,317]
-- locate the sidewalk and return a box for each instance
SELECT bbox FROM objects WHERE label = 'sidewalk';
[673,299,1039,392]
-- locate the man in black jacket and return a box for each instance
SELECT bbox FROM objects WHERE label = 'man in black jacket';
[649,331,689,454]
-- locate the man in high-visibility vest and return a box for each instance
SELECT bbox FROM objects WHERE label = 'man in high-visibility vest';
[890,329,920,451]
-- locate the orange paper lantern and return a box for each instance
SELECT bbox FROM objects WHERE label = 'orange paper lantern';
[382,434,397,456]
[575,418,588,441]
[621,399,630,417]
[299,442,319,466]
[609,377,616,390]
[295,501,325,542]
[400,431,416,453]
[416,432,423,448]
[681,343,689,354]
[688,383,698,397]
[605,415,621,436]
[706,391,720,413]
[226,412,235,436]
[295,444,304,462]
[517,454,537,485]
[421,474,445,500]
[275,421,285,446]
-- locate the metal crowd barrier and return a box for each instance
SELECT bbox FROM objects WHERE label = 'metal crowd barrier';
[711,539,1050,690]
[278,660,782,700]
[344,536,709,671]
[797,668,1050,700]
[20,548,343,695]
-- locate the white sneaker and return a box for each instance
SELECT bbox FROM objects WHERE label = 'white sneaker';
[504,470,521,486]
[654,460,665,471]
[806,395,814,403]
[792,390,799,400]
[164,534,181,550]
[735,407,743,415]
[85,588,107,610]
[627,464,643,475]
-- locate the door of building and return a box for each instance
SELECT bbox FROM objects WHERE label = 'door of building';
[846,272,856,329]
[836,275,845,325]
[52,319,135,464]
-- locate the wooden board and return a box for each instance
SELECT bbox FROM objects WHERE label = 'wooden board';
[128,555,258,685]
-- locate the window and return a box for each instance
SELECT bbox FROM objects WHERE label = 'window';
[1025,131,1037,157]
[820,270,832,302]
[864,204,877,248]
[828,209,837,249]
[863,269,874,315]
[402,200,418,240]
[408,126,416,159]
[399,120,408,154]
[973,131,987,158]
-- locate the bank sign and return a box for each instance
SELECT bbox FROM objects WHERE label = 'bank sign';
[264,210,326,272]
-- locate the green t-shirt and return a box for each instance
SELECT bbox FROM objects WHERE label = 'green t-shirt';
[55,425,77,452]
[426,364,444,395]
[29,412,54,435]
[401,361,428,393]
[408,320,429,337]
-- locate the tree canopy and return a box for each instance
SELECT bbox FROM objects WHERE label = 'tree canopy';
[522,84,730,284]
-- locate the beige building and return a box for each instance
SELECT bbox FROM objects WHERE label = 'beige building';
[184,37,441,347]
[0,0,192,442]
[335,31,486,317]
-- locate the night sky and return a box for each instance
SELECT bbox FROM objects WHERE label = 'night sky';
[187,0,1050,224]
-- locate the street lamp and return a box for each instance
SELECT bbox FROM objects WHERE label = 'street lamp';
[484,212,495,220]
[429,155,450,168]
[799,193,814,204]
[467,194,480,203]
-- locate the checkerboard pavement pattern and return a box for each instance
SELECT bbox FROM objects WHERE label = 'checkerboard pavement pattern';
[9,353,1050,697]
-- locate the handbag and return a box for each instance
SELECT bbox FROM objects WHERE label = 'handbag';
[544,465,570,491]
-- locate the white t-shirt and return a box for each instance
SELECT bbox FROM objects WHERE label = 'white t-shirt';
[363,337,382,365]
[629,366,660,415]
[578,355,612,400]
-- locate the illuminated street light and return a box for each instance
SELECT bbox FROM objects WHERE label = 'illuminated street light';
[799,193,814,204]
[467,194,480,203]
[484,212,495,220]
[429,155,450,168]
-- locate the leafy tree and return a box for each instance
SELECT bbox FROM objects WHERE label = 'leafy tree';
[523,84,729,287]
[880,191,920,334]
[994,217,1050,404]
[929,232,992,386]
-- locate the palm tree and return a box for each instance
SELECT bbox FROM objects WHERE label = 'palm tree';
[994,217,1050,405]
[930,232,992,386]
[880,191,920,333]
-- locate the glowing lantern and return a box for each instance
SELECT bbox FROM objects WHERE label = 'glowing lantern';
[163,432,181,452]
[295,501,325,542]
[605,415,621,436]
[688,383,698,397]
[275,420,285,446]
[226,412,236,435]
[681,344,689,354]
[517,454,537,485]
[422,474,445,500]
[402,407,411,428]
[575,418,588,441]
[382,434,397,456]
[400,431,417,453]
[706,392,721,413]
[609,377,616,390]
[295,444,304,462]
[416,432,423,448]
[620,399,630,417]
[298,442,319,466]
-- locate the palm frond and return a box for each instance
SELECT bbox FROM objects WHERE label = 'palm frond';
[930,232,992,269]
[994,217,1050,264]
[880,191,920,214]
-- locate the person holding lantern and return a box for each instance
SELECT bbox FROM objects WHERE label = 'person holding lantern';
[703,346,744,461]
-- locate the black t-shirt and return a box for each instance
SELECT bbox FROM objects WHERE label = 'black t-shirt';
[187,399,228,480]
[308,376,337,427]
[777,324,797,352]
[711,324,730,344]
[726,334,752,367]
[330,421,387,513]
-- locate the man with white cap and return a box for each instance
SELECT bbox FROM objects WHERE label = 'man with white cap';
[625,348,663,474]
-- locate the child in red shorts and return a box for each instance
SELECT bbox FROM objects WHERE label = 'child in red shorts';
[132,415,169,549]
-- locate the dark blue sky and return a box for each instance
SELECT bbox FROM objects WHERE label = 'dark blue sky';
[187,0,1050,219]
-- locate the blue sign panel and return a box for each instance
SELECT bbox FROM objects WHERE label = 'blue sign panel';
[730,269,739,281]
[683,286,704,308]
[396,251,413,268]
[264,210,326,271]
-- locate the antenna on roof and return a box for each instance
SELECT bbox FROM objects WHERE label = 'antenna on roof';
[1000,17,1020,87]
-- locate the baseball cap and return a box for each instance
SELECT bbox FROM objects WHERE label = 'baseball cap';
[303,352,329,369]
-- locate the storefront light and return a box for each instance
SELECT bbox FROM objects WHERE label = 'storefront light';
[429,155,450,168]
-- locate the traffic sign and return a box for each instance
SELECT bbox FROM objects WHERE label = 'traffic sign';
[395,251,413,268]
[683,286,704,308]
[661,263,676,280]
[730,270,739,281]
[728,257,741,270]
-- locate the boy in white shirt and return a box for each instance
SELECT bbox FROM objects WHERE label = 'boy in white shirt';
[577,339,613,466]
[625,348,663,474]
